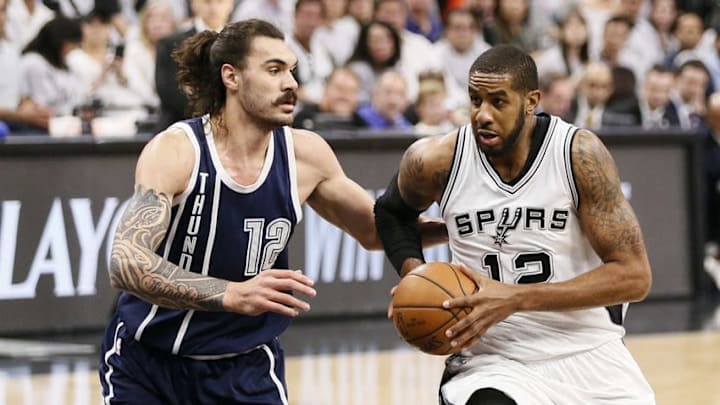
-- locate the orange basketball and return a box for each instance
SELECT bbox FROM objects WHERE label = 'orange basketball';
[392,262,478,355]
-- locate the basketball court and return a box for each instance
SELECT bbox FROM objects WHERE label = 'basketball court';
[1,296,719,405]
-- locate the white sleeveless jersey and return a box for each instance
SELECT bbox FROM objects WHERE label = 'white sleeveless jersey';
[440,115,626,362]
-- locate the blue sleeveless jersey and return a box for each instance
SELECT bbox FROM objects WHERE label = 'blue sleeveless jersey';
[116,116,303,356]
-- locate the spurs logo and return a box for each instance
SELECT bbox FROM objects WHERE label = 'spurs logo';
[493,207,522,247]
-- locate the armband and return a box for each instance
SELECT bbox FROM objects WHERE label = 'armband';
[374,173,425,274]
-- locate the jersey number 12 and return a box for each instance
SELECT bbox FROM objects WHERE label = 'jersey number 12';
[243,218,292,276]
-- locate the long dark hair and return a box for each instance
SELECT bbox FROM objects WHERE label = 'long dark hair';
[560,8,590,76]
[173,19,285,117]
[348,20,401,69]
[23,16,82,69]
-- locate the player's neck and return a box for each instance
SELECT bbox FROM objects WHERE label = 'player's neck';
[210,109,273,163]
[488,115,537,180]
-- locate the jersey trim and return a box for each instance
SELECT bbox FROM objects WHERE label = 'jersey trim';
[283,127,303,224]
[440,126,466,216]
[204,116,275,194]
[478,116,557,194]
[167,121,201,207]
[563,126,580,209]
[171,174,222,355]
[102,321,124,405]
[262,344,289,405]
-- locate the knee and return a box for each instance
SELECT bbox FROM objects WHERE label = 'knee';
[465,388,517,405]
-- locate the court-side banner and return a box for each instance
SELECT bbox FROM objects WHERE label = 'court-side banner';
[0,136,699,333]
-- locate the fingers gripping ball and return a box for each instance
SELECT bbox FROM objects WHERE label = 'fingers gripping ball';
[392,262,478,355]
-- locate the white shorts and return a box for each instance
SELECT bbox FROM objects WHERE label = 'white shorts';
[441,339,655,405]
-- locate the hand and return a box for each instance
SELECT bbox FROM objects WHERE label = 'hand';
[223,269,317,317]
[441,263,520,350]
[16,100,52,129]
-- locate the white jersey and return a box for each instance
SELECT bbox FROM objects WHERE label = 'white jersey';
[440,114,626,362]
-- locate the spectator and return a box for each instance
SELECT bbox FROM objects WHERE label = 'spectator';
[405,0,443,42]
[5,0,53,49]
[375,0,444,102]
[314,0,374,68]
[538,72,575,120]
[618,0,665,82]
[596,15,634,70]
[485,0,545,53]
[286,0,333,104]
[155,0,233,129]
[570,62,614,130]
[312,0,356,67]
[648,0,678,61]
[534,7,590,81]
[665,12,705,69]
[20,16,86,117]
[640,64,680,129]
[356,70,411,129]
[346,20,402,104]
[67,10,143,112]
[123,0,177,111]
[0,0,51,131]
[231,0,294,35]
[672,59,711,129]
[413,73,454,136]
[432,8,490,95]
[464,0,497,45]
[347,0,373,25]
[293,67,364,131]
[606,65,642,126]
[702,26,720,95]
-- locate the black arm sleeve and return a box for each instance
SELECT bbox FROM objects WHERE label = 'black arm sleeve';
[374,173,425,275]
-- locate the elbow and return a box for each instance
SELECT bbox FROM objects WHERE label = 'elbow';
[358,232,384,251]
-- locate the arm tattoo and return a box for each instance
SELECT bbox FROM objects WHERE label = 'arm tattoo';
[399,143,449,209]
[109,185,227,311]
[573,131,644,257]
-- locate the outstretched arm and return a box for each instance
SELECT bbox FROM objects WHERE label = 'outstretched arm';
[110,130,315,316]
[445,130,652,348]
[296,129,448,252]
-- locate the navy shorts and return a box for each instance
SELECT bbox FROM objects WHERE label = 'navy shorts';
[98,315,288,405]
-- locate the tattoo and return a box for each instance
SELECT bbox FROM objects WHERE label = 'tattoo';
[399,139,451,210]
[572,131,644,256]
[110,185,227,311]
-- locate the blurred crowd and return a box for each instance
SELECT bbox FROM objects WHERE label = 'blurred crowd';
[2,0,720,286]
[3,0,720,135]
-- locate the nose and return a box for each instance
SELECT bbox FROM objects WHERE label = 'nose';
[283,70,299,92]
[472,102,493,128]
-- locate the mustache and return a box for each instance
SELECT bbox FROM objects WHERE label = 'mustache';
[274,91,297,105]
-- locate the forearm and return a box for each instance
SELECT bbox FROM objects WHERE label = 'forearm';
[418,216,448,248]
[514,260,651,312]
[110,240,227,311]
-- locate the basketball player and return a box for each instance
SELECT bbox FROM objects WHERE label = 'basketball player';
[375,45,655,404]
[98,20,445,404]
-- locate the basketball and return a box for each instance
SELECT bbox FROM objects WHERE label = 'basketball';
[391,262,478,355]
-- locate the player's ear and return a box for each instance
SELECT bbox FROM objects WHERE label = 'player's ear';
[525,89,541,115]
[220,63,240,91]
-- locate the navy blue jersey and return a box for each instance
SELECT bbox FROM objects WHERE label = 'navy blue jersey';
[116,115,302,355]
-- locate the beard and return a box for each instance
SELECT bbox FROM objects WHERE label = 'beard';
[481,108,525,157]
[241,88,296,129]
